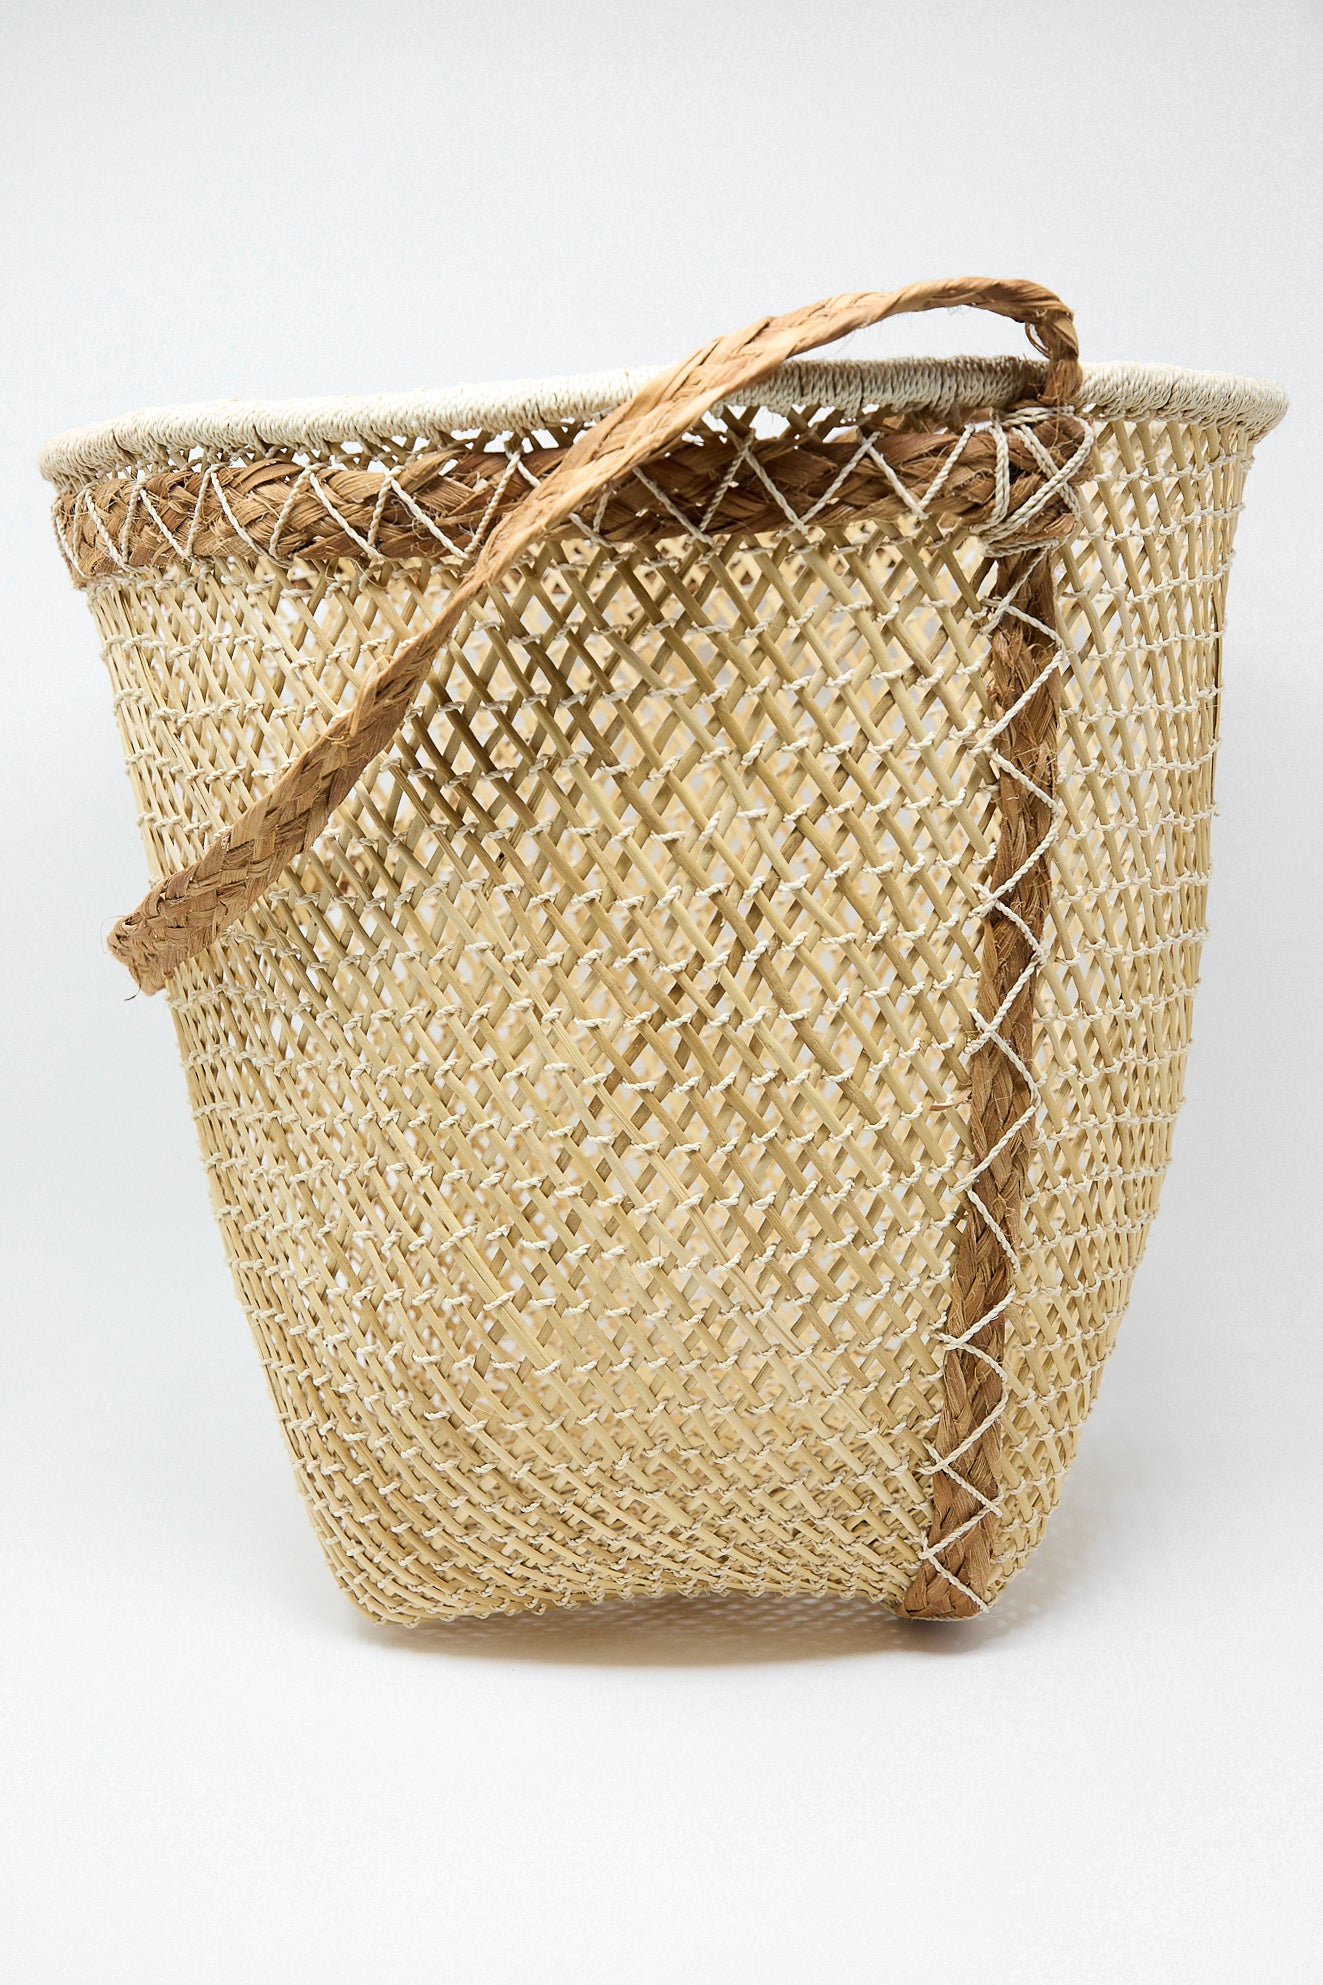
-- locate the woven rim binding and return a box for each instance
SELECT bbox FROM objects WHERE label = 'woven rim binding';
[39,357,1286,488]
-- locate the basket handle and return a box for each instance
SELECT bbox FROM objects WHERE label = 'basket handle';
[109,276,1080,991]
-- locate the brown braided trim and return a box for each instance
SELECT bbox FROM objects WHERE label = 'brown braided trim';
[54,417,1088,587]
[898,552,1063,1618]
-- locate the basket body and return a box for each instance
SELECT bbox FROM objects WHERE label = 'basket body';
[50,360,1278,1621]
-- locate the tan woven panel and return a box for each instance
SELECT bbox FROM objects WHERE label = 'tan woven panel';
[997,418,1249,1585]
[81,405,1253,1622]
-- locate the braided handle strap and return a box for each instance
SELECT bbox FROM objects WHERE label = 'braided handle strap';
[108,277,1080,993]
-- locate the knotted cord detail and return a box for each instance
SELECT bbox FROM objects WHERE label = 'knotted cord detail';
[52,409,1091,587]
[899,543,1076,1616]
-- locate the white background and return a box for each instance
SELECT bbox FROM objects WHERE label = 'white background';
[3,5,1319,1979]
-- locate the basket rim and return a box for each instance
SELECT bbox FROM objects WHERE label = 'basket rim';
[38,356,1287,489]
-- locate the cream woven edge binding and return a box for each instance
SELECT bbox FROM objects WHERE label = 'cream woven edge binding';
[38,357,1286,487]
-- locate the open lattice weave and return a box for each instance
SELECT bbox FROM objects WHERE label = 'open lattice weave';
[51,347,1275,1622]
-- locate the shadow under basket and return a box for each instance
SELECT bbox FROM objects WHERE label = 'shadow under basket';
[43,280,1285,1623]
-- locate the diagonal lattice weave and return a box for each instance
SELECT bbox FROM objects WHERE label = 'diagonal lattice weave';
[65,381,1261,1622]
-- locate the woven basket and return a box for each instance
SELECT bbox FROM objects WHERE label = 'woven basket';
[45,281,1285,1622]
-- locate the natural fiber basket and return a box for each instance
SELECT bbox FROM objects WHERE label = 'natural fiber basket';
[45,280,1285,1621]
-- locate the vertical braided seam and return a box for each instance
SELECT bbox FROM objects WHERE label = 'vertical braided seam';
[900,550,1063,1619]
